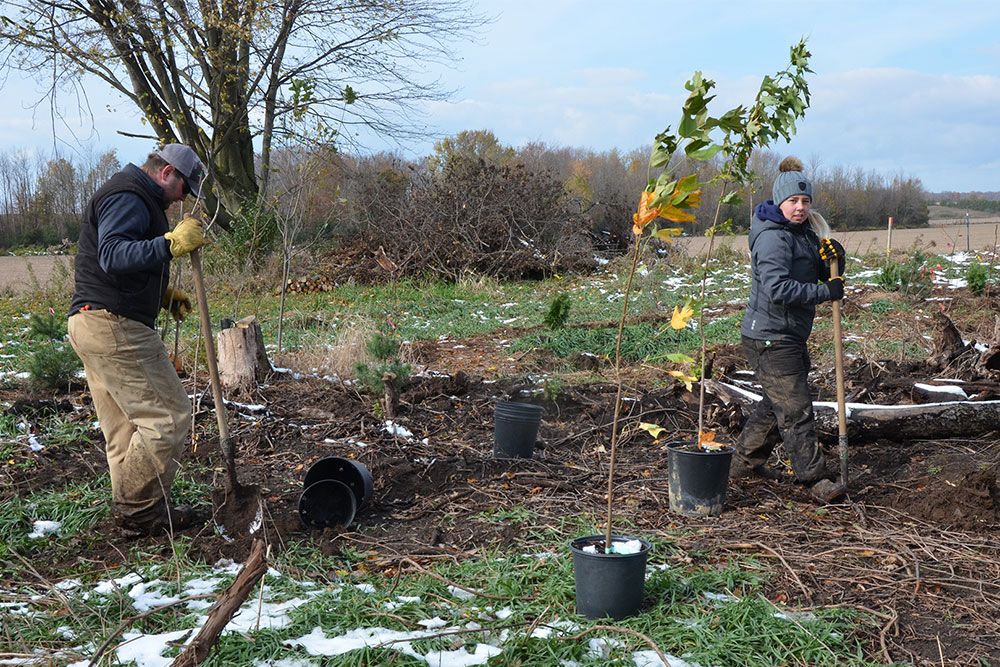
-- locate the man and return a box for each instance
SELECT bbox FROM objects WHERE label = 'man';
[68,144,207,536]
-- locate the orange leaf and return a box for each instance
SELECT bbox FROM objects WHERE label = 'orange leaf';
[659,203,697,223]
[632,190,662,232]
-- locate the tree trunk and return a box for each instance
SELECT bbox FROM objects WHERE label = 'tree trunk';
[170,539,267,667]
[217,316,271,395]
[706,379,1000,443]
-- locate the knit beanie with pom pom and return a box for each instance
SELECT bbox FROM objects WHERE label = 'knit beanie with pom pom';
[772,156,812,205]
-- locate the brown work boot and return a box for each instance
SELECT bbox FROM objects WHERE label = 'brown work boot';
[730,457,786,481]
[116,505,203,537]
[808,479,846,504]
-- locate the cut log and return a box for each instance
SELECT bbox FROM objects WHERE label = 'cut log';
[171,539,267,667]
[706,379,1000,442]
[217,316,271,395]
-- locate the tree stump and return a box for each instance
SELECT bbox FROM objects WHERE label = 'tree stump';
[217,316,271,395]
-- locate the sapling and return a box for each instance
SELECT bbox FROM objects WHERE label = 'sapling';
[601,40,814,551]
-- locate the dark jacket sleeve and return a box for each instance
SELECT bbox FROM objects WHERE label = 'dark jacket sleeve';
[753,229,832,305]
[96,192,171,274]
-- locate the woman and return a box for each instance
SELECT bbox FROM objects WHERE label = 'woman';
[733,156,846,503]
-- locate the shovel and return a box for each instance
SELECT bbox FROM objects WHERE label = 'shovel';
[189,248,262,530]
[829,260,849,487]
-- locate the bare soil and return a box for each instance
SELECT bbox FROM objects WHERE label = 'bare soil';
[5,339,1000,665]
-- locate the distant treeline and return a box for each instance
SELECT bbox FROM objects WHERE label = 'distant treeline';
[0,148,121,249]
[1,134,929,271]
[935,199,1000,215]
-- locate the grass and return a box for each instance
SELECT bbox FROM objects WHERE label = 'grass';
[0,533,881,666]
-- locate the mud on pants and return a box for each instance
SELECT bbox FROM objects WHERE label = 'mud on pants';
[736,335,825,483]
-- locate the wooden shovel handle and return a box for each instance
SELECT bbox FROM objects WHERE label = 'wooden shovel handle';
[189,250,232,453]
[829,260,849,485]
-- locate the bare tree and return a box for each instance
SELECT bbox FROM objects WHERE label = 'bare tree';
[0,0,486,215]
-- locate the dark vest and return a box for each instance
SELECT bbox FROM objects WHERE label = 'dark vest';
[70,168,170,328]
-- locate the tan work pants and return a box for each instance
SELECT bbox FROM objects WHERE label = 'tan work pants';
[68,310,191,523]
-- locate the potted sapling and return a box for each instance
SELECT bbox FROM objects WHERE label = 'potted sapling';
[571,40,815,619]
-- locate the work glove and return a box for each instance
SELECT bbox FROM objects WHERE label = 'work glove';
[825,275,845,301]
[819,238,847,277]
[161,287,192,321]
[163,217,205,258]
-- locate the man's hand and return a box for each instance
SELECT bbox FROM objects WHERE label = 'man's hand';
[826,276,845,301]
[819,238,847,276]
[164,217,205,258]
[161,287,192,321]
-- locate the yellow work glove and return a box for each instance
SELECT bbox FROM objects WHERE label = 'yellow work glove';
[161,287,192,321]
[163,217,205,258]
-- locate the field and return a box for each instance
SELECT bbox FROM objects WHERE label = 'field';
[2,243,1000,666]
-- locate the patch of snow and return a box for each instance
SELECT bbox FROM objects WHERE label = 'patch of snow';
[128,579,180,613]
[913,383,968,399]
[28,520,61,539]
[285,626,501,666]
[383,421,414,439]
[588,637,624,659]
[115,628,192,667]
[448,585,477,600]
[702,592,737,603]
[633,650,702,667]
[608,539,644,555]
[354,583,377,594]
[417,616,449,629]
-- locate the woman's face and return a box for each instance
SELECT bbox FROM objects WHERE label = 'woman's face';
[779,195,811,224]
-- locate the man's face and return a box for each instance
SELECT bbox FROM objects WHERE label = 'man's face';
[160,165,188,203]
[779,195,811,224]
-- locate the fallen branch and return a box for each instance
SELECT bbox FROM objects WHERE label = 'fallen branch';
[706,379,1000,442]
[170,539,268,667]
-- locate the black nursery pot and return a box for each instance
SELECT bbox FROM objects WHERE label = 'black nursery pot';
[298,479,357,529]
[303,456,374,507]
[570,535,651,620]
[299,457,374,529]
[493,401,544,459]
[666,441,735,517]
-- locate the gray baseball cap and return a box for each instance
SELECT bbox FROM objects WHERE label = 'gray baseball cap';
[157,144,206,198]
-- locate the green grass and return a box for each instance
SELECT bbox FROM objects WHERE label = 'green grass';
[510,315,743,362]
[0,534,881,666]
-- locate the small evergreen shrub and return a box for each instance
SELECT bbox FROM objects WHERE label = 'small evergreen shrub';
[965,259,990,295]
[354,332,411,395]
[543,293,571,330]
[26,310,81,389]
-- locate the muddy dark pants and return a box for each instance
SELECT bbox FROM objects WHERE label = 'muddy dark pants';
[737,336,825,482]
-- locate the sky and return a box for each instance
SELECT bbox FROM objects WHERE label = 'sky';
[1,0,999,192]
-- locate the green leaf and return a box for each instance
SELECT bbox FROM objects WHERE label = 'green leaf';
[649,145,672,168]
[687,144,722,161]
[720,190,742,205]
[664,353,695,364]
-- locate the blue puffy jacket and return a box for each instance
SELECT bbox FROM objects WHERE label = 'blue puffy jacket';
[740,201,837,343]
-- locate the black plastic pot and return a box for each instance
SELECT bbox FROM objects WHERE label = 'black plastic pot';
[493,401,543,459]
[298,479,357,528]
[303,456,374,507]
[667,441,734,517]
[570,535,651,620]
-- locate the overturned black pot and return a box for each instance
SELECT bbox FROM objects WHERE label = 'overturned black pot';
[299,479,357,529]
[667,441,734,517]
[299,457,373,529]
[570,535,651,620]
[494,400,543,459]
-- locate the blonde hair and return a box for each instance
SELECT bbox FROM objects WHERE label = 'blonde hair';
[807,210,831,239]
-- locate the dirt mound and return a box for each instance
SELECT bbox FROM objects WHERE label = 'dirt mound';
[892,466,1000,530]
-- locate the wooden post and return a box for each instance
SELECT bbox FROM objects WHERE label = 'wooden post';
[886,216,894,255]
